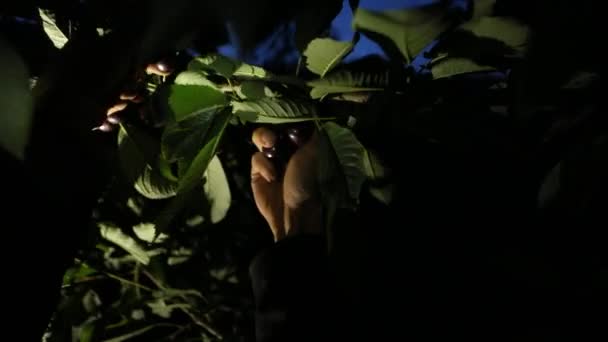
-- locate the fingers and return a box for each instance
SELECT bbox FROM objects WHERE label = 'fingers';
[251,127,278,151]
[146,62,174,76]
[251,152,277,183]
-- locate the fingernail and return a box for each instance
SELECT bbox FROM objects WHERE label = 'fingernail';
[106,114,121,124]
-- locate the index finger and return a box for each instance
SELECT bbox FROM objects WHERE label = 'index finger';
[252,127,278,152]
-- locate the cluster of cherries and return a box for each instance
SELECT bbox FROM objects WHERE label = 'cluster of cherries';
[93,62,173,132]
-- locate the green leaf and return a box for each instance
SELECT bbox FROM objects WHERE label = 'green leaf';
[133,223,168,243]
[307,70,388,99]
[204,156,231,223]
[82,289,102,313]
[168,84,227,122]
[155,111,231,234]
[134,165,178,199]
[369,184,394,205]
[303,38,354,76]
[118,126,177,199]
[79,321,97,342]
[161,107,222,162]
[189,54,270,79]
[146,299,190,319]
[174,70,219,89]
[353,5,452,63]
[63,262,96,285]
[458,16,529,53]
[0,38,33,160]
[431,57,495,79]
[237,81,275,100]
[232,98,317,124]
[318,122,367,207]
[99,223,151,265]
[38,9,68,49]
[363,150,389,181]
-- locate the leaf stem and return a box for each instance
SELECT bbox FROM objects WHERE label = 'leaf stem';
[103,271,155,292]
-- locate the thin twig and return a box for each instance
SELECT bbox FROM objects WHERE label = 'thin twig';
[104,271,154,292]
[179,307,223,340]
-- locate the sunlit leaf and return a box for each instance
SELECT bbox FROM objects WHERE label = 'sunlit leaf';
[38,8,68,49]
[303,38,354,77]
[232,98,316,123]
[168,84,227,122]
[307,70,388,99]
[204,156,231,223]
[353,5,452,63]
[99,223,150,265]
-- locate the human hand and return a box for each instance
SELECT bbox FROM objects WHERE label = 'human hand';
[251,126,322,241]
[94,61,174,132]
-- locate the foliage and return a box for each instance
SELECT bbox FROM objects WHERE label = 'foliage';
[25,0,586,340]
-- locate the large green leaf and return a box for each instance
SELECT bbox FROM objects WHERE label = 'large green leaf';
[99,223,151,265]
[161,107,222,162]
[458,16,529,53]
[154,111,231,234]
[319,122,367,204]
[303,38,354,77]
[431,57,495,79]
[168,84,226,122]
[0,38,33,160]
[118,126,177,199]
[353,5,452,63]
[232,98,317,123]
[38,8,68,49]
[188,54,270,79]
[307,70,388,99]
[174,70,220,90]
[237,80,277,100]
[204,156,231,223]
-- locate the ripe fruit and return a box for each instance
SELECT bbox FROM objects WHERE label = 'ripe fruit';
[262,146,277,159]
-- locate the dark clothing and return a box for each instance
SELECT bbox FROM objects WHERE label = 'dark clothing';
[249,235,338,342]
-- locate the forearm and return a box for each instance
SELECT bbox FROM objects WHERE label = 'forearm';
[249,235,337,342]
